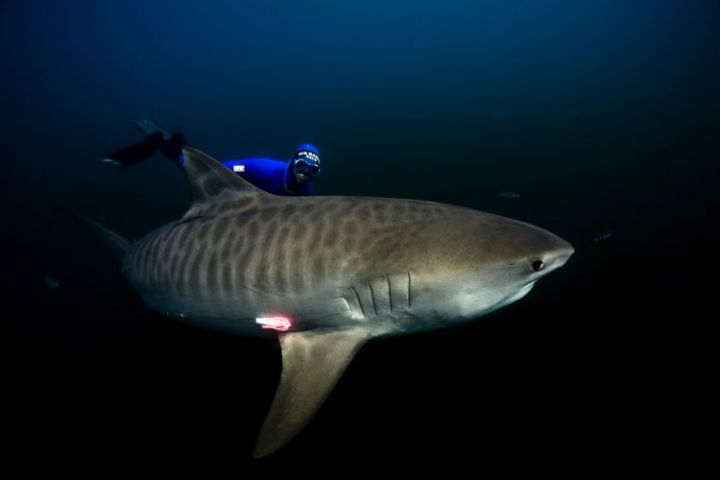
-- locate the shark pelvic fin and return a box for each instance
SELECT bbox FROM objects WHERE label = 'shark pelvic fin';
[254,328,372,458]
[181,147,269,218]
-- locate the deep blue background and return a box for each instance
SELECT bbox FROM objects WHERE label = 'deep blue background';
[2,0,716,471]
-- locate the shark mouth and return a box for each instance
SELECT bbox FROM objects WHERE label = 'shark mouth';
[519,281,535,296]
[484,281,538,314]
[507,281,536,304]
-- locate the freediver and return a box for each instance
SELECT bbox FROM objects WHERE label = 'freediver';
[102,120,321,196]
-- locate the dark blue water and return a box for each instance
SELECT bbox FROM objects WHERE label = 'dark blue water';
[2,0,716,470]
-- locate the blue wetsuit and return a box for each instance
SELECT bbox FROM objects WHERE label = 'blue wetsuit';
[221,158,313,196]
[175,153,312,196]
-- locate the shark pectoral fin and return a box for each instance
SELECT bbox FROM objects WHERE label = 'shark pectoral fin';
[254,328,372,458]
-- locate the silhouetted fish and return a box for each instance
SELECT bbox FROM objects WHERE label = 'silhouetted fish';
[497,191,520,199]
[593,228,615,243]
[44,270,60,288]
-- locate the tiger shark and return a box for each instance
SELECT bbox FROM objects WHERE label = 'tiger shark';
[87,147,573,457]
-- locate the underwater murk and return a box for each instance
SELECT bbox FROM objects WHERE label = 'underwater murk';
[2,0,714,470]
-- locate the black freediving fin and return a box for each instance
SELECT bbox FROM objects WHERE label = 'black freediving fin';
[253,328,372,458]
[102,134,163,168]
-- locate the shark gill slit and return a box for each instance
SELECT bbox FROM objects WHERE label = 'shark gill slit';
[339,296,352,316]
[387,276,393,312]
[367,279,377,315]
[407,271,412,309]
[350,286,365,318]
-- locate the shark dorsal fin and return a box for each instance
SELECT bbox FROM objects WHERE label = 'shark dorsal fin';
[254,328,372,458]
[182,147,269,218]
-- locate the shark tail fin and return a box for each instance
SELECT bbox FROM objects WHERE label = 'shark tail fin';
[61,209,131,259]
[83,217,131,259]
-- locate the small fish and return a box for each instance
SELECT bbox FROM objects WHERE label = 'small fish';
[44,270,60,289]
[496,191,520,199]
[593,228,615,244]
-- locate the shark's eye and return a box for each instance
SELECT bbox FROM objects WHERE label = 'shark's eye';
[531,260,544,272]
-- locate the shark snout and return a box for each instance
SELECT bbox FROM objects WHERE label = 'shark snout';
[526,238,574,275]
[544,242,574,271]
